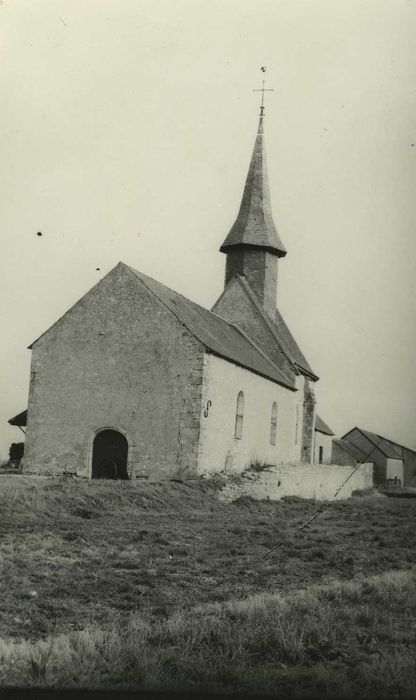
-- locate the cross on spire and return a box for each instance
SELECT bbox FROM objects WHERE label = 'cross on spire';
[253,67,274,116]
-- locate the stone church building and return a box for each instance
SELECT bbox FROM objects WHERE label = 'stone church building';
[10,110,324,480]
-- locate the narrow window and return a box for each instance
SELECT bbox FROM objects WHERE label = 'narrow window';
[270,402,278,446]
[234,391,244,439]
[319,446,323,464]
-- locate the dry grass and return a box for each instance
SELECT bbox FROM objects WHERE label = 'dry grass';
[1,475,416,694]
[0,569,415,697]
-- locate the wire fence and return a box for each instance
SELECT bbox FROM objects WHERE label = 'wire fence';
[262,444,377,560]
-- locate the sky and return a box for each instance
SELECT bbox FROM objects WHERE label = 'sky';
[0,0,415,459]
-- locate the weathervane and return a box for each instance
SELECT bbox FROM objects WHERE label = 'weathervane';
[253,66,274,116]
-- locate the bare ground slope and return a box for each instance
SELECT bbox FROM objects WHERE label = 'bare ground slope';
[0,475,415,641]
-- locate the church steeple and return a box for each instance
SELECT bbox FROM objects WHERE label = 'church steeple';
[220,113,286,258]
[220,107,286,318]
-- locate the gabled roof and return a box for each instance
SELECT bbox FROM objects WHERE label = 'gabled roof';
[213,275,297,374]
[315,415,334,436]
[212,274,317,381]
[8,409,28,427]
[26,262,295,391]
[220,115,286,258]
[342,427,416,458]
[125,266,296,390]
[272,307,317,380]
[333,438,367,462]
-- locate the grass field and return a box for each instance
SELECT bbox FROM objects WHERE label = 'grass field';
[0,475,415,695]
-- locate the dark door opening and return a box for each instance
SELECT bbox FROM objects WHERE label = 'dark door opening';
[92,429,129,480]
[319,446,324,464]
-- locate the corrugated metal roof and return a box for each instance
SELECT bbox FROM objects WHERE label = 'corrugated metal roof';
[361,430,402,458]
[315,415,334,435]
[126,265,296,390]
[343,428,413,459]
[333,438,367,462]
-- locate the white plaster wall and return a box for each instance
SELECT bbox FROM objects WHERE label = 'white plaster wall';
[219,463,374,502]
[197,352,299,475]
[386,458,404,482]
[313,432,333,464]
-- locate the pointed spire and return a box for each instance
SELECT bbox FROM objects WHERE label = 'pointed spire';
[220,113,287,258]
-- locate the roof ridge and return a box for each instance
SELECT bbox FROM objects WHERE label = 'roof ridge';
[125,264,296,391]
[273,306,318,380]
[333,438,367,459]
[226,318,296,389]
[28,261,126,349]
[343,427,392,458]
[315,414,334,436]
[124,263,205,344]
[232,275,299,374]
[353,426,416,455]
[235,275,318,379]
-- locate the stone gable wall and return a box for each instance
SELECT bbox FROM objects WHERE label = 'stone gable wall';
[213,278,295,380]
[24,265,204,479]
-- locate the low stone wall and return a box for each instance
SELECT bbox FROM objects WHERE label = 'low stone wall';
[218,463,373,502]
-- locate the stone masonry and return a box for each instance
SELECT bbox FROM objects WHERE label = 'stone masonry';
[301,379,316,463]
[224,249,278,319]
[24,263,205,479]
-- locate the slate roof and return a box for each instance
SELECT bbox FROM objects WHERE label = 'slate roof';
[315,415,334,436]
[273,306,317,378]
[343,427,416,459]
[212,274,317,381]
[220,115,286,258]
[126,265,296,390]
[238,275,317,378]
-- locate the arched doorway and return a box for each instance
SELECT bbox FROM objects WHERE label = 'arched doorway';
[92,429,129,480]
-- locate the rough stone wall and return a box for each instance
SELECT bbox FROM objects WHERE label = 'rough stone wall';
[313,432,333,464]
[301,379,316,463]
[293,375,305,462]
[224,249,277,319]
[197,352,298,475]
[219,463,374,502]
[24,264,204,479]
[213,277,295,381]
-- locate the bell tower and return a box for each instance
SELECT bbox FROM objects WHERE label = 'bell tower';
[220,81,286,319]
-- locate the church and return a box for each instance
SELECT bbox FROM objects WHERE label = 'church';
[10,104,324,481]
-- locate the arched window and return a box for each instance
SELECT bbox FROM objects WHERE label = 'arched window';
[234,391,244,439]
[270,402,278,446]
